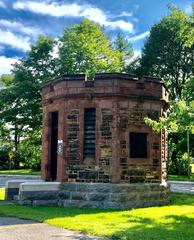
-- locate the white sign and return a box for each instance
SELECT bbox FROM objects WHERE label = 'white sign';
[57,140,63,155]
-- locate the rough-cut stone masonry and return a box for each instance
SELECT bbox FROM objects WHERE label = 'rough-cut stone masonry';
[41,73,168,186]
[18,182,170,209]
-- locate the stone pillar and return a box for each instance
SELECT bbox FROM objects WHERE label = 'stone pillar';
[111,98,120,183]
[57,102,67,182]
[41,108,50,180]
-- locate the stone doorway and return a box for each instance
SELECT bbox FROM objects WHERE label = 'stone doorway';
[50,112,58,181]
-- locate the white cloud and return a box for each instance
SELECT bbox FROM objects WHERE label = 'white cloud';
[0,1,5,8]
[128,31,149,42]
[0,56,19,75]
[127,50,141,64]
[0,29,31,51]
[184,4,192,14]
[0,19,40,36]
[13,1,134,32]
[118,11,133,17]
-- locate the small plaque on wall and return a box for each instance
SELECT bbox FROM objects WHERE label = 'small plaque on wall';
[57,140,63,155]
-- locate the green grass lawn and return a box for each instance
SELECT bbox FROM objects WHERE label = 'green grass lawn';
[168,174,194,182]
[0,192,193,240]
[0,169,40,176]
[191,164,194,173]
[0,188,5,200]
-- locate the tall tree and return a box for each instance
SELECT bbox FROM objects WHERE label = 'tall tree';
[59,19,122,79]
[114,32,133,70]
[0,36,57,146]
[140,5,194,100]
[0,20,128,147]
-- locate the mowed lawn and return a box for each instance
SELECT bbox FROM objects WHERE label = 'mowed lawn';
[0,169,40,175]
[0,191,193,240]
[0,188,5,200]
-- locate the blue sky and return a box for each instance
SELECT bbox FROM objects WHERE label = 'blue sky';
[0,0,192,75]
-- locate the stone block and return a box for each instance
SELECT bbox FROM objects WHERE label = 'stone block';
[5,179,43,201]
[88,193,108,201]
[57,191,71,200]
[18,181,170,210]
[71,192,88,201]
[32,200,58,206]
[59,183,78,191]
[19,191,58,201]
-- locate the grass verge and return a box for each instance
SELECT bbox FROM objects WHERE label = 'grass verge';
[168,174,194,182]
[0,169,40,176]
[0,192,193,239]
[0,188,5,200]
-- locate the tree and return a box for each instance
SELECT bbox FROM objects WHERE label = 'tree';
[59,19,122,79]
[145,100,194,176]
[145,100,194,134]
[0,36,57,150]
[140,5,194,100]
[183,77,194,101]
[0,20,129,169]
[114,33,133,70]
[125,57,141,75]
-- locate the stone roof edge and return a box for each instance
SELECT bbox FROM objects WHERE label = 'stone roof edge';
[41,72,163,89]
[41,74,87,88]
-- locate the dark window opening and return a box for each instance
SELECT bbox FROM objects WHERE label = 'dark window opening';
[50,112,58,181]
[84,108,96,158]
[130,132,147,158]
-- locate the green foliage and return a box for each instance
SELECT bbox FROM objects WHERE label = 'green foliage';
[19,130,41,170]
[145,101,194,176]
[0,20,129,169]
[183,77,194,101]
[140,5,194,100]
[0,74,14,87]
[168,149,191,176]
[59,19,122,79]
[0,146,24,170]
[114,32,133,70]
[145,100,194,133]
[125,56,141,75]
[0,36,57,145]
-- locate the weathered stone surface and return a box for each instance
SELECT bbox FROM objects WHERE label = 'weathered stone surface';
[40,73,169,208]
[5,180,43,200]
[19,182,170,209]
[5,188,18,201]
[19,191,59,201]
[32,200,58,206]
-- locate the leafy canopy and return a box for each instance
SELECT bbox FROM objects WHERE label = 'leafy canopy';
[59,19,124,79]
[140,5,194,100]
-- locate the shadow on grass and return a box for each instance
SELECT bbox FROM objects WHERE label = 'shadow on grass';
[111,214,194,240]
[0,193,193,240]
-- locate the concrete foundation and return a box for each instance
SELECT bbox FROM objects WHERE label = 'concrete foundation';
[5,179,43,200]
[18,182,170,209]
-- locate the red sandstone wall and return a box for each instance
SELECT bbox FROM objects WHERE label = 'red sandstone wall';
[41,74,168,183]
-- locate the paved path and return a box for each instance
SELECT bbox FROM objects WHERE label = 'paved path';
[0,175,40,187]
[0,217,108,240]
[169,181,194,194]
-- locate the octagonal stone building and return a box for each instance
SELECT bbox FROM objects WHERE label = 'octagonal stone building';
[40,73,169,209]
